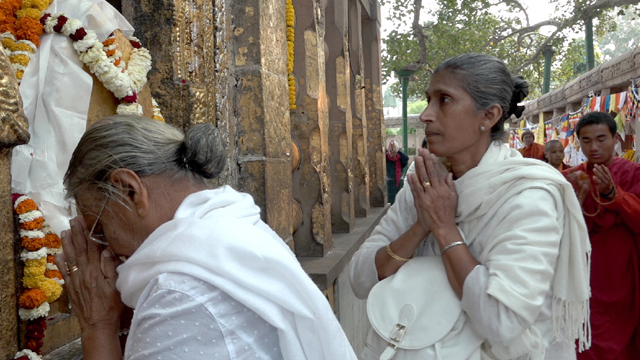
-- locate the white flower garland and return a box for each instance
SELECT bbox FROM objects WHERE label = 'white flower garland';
[13,349,42,360]
[18,302,50,321]
[20,248,47,261]
[42,12,152,116]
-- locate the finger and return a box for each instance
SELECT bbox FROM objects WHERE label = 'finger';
[429,154,446,186]
[60,229,77,268]
[101,248,119,287]
[407,173,423,195]
[423,151,441,188]
[55,253,72,285]
[414,155,430,185]
[70,217,90,268]
[407,174,427,211]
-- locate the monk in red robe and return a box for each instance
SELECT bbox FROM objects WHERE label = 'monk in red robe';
[564,112,640,359]
[518,129,546,160]
[545,139,570,171]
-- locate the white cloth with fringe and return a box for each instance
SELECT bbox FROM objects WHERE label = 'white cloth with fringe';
[350,142,590,360]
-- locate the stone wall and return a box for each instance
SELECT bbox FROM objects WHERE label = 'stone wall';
[517,47,640,158]
[519,47,640,125]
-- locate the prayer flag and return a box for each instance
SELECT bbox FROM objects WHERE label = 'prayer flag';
[618,92,627,111]
[609,93,618,112]
[558,120,569,147]
[536,113,545,144]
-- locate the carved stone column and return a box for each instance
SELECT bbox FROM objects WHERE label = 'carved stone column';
[0,44,30,360]
[326,0,354,233]
[231,0,294,245]
[291,0,333,256]
[363,14,386,207]
[123,0,237,186]
[349,0,369,217]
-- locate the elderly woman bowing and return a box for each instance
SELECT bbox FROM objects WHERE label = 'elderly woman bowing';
[349,53,591,360]
[56,115,357,360]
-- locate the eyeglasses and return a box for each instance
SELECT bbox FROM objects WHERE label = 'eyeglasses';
[88,197,109,246]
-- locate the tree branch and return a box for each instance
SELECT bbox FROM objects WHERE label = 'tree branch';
[501,0,530,26]
[411,0,427,68]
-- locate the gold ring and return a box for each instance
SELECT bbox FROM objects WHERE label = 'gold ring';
[422,181,431,188]
[68,265,79,274]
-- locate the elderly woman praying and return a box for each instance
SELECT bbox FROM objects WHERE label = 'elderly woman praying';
[57,115,357,360]
[349,53,591,360]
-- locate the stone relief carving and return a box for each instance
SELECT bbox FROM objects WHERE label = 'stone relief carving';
[173,0,216,125]
[0,44,29,148]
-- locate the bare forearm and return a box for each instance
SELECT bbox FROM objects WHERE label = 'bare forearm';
[375,223,429,280]
[82,326,123,360]
[435,227,480,299]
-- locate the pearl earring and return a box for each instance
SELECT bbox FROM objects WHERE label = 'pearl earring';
[481,126,486,131]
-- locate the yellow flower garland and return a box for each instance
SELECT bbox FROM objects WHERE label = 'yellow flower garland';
[0,0,53,82]
[285,0,296,110]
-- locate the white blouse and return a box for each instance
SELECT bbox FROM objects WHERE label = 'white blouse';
[124,272,283,360]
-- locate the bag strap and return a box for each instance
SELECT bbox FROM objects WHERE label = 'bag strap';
[378,304,416,360]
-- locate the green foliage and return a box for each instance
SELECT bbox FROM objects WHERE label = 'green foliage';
[382,0,632,99]
[408,127,417,134]
[386,128,401,135]
[383,86,398,107]
[407,100,427,114]
[599,6,640,61]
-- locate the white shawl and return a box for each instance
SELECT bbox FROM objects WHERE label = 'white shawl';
[454,143,591,355]
[116,186,357,360]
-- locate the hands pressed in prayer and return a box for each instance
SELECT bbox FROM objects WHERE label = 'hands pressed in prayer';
[407,148,458,240]
[565,168,591,205]
[56,216,124,334]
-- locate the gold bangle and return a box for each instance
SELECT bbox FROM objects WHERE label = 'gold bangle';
[386,243,412,262]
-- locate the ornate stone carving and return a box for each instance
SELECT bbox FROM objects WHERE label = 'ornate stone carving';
[0,44,29,148]
[173,0,216,125]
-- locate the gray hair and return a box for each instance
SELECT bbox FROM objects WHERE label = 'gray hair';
[433,53,529,141]
[64,115,226,201]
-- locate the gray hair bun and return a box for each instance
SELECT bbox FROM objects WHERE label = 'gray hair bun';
[180,123,226,179]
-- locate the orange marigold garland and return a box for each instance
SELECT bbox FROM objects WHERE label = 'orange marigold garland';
[12,194,64,359]
[0,0,52,82]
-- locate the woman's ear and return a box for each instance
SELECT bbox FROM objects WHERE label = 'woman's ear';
[481,104,503,131]
[109,169,149,217]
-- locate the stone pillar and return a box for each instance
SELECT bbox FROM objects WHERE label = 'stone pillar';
[290,0,333,256]
[363,11,386,207]
[349,0,370,218]
[232,0,294,245]
[325,0,355,233]
[0,44,30,359]
[123,0,237,186]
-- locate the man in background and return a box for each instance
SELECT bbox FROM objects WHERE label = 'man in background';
[564,112,640,360]
[519,129,545,160]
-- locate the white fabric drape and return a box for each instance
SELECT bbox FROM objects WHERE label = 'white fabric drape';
[453,142,591,355]
[117,186,358,360]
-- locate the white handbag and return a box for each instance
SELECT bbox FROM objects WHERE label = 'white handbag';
[366,256,484,360]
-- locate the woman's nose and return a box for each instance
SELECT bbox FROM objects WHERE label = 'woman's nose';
[419,105,433,123]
